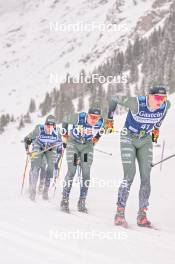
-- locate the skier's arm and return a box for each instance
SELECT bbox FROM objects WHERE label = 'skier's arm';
[108,95,138,119]
[154,100,171,129]
[92,118,105,144]
[152,100,171,143]
[105,96,138,132]
[24,125,40,150]
[92,132,101,145]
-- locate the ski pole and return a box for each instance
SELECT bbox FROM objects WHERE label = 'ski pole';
[151,154,175,168]
[94,148,112,156]
[30,143,61,159]
[160,140,165,171]
[21,154,30,194]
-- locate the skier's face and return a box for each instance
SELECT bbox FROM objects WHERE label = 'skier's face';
[148,95,167,109]
[45,124,55,134]
[87,114,101,126]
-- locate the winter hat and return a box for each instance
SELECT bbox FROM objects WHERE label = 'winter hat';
[148,85,167,95]
[88,107,101,115]
[45,115,56,125]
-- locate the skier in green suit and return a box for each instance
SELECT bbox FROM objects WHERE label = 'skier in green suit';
[106,86,170,227]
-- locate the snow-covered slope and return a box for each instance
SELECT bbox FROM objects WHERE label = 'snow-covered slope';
[0,95,175,264]
[0,0,173,116]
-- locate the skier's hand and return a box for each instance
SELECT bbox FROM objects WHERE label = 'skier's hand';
[26,150,36,158]
[24,137,32,152]
[92,137,99,145]
[62,134,69,143]
[152,128,159,143]
[104,118,114,133]
[63,142,67,148]
[30,151,38,158]
[25,137,32,145]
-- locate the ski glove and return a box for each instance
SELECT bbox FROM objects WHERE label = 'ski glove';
[104,118,114,133]
[63,142,67,149]
[24,137,32,151]
[152,128,159,143]
[25,137,32,145]
[92,137,99,145]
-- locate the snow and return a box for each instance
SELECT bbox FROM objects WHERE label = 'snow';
[0,0,172,117]
[0,1,175,263]
[0,95,175,264]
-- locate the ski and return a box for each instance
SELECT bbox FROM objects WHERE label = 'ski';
[133,225,159,231]
[60,209,70,214]
[140,224,160,231]
[114,221,129,229]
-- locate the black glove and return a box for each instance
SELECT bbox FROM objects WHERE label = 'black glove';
[25,137,32,145]
[24,137,32,151]
[63,142,67,149]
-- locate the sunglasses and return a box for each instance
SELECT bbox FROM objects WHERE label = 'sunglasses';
[88,114,101,121]
[153,95,167,102]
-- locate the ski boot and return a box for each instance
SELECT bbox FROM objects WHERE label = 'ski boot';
[29,189,36,201]
[60,198,70,213]
[77,198,88,213]
[38,183,44,194]
[42,187,49,200]
[114,207,128,227]
[137,208,151,227]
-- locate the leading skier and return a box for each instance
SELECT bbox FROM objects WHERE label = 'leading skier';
[106,86,170,227]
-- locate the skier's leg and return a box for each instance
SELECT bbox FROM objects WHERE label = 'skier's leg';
[137,138,153,210]
[53,150,62,180]
[77,144,94,213]
[136,137,153,226]
[29,145,43,200]
[79,144,94,199]
[62,141,78,199]
[60,141,78,212]
[38,156,47,193]
[43,148,58,199]
[117,134,136,208]
[115,134,136,225]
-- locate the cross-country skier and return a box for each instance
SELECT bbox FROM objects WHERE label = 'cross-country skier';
[24,115,63,201]
[60,107,104,213]
[106,86,170,227]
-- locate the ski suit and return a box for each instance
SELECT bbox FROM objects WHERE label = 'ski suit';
[24,124,63,195]
[62,112,104,199]
[108,95,170,209]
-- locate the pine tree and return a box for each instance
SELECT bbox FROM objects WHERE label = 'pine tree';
[77,97,84,112]
[10,115,15,122]
[24,112,32,123]
[29,98,36,113]
[0,114,10,127]
[39,92,52,116]
[18,116,25,129]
